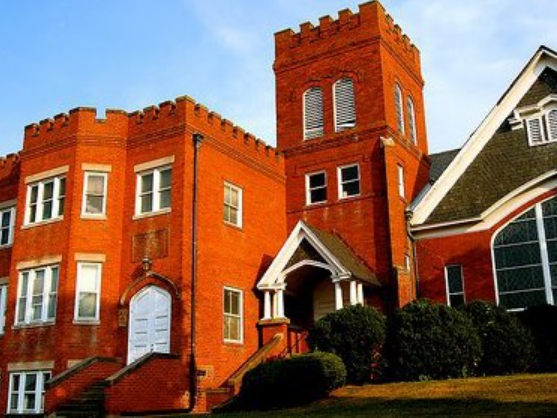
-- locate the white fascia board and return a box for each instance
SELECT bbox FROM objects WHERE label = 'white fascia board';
[412,48,557,225]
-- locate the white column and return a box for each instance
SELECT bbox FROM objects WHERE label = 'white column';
[276,289,285,318]
[263,290,272,320]
[357,283,364,305]
[349,280,358,306]
[334,281,343,310]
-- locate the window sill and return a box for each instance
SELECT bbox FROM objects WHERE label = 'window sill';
[80,214,107,221]
[73,319,100,325]
[224,339,244,346]
[224,221,243,231]
[338,193,361,201]
[22,217,64,230]
[133,208,171,220]
[0,244,13,249]
[13,321,56,330]
[306,200,328,207]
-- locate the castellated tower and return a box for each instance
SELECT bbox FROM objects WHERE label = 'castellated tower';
[274,1,431,308]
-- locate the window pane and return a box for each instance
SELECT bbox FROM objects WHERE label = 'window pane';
[309,173,325,189]
[499,290,547,310]
[78,293,97,318]
[1,229,9,245]
[230,291,240,315]
[450,294,465,307]
[341,166,359,182]
[1,211,10,227]
[42,201,53,220]
[141,173,154,193]
[30,185,38,204]
[86,196,104,214]
[497,266,544,293]
[87,175,104,195]
[160,169,172,189]
[224,291,231,313]
[494,242,541,269]
[160,189,171,209]
[342,180,360,197]
[446,266,463,293]
[494,219,538,245]
[43,182,54,200]
[310,188,327,203]
[141,193,153,213]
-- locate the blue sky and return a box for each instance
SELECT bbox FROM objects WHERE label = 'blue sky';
[1,1,557,156]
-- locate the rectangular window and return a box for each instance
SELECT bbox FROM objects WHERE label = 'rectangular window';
[224,183,243,227]
[338,164,361,199]
[25,177,66,225]
[8,371,51,414]
[224,287,243,343]
[0,206,15,247]
[306,171,327,205]
[445,265,465,307]
[75,263,102,322]
[16,265,59,325]
[82,172,107,216]
[398,164,406,199]
[0,284,7,334]
[136,166,172,215]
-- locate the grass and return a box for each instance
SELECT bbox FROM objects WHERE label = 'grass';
[207,373,557,417]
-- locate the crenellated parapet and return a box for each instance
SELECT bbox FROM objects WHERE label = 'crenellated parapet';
[0,152,21,188]
[274,1,420,72]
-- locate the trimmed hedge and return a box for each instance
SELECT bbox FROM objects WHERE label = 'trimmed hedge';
[466,301,535,375]
[383,299,482,381]
[236,352,346,410]
[519,304,557,372]
[307,305,386,384]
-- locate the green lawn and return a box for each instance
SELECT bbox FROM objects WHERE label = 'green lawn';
[206,374,557,417]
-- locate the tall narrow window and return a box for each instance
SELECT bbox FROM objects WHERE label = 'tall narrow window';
[8,371,51,414]
[0,284,7,334]
[547,109,557,142]
[136,166,172,215]
[445,265,465,307]
[526,117,544,145]
[407,97,417,144]
[306,171,327,205]
[395,83,404,134]
[25,176,66,225]
[334,78,356,132]
[0,206,15,247]
[303,87,324,139]
[224,182,242,228]
[82,172,107,216]
[75,263,102,322]
[16,265,58,325]
[224,287,243,343]
[338,164,361,199]
[397,164,405,199]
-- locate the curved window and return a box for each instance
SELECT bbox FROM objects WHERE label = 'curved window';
[407,97,417,144]
[303,87,324,140]
[395,83,404,134]
[334,78,356,132]
[493,196,557,310]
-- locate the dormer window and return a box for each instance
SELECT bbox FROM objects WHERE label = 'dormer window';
[334,78,356,132]
[303,87,324,140]
[510,95,557,147]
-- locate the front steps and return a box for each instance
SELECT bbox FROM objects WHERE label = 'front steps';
[52,381,107,417]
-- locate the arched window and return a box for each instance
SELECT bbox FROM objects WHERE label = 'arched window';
[303,87,324,140]
[493,196,557,310]
[395,83,404,134]
[407,97,417,144]
[334,78,356,132]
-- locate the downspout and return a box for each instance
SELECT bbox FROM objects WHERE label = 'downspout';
[189,132,204,411]
[406,210,420,298]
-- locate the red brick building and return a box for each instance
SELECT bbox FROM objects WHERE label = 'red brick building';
[0,1,553,416]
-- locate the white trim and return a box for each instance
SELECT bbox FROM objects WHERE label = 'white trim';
[133,156,175,173]
[15,265,59,325]
[337,163,361,200]
[81,163,112,172]
[135,165,172,216]
[25,165,69,184]
[0,283,7,334]
[7,370,51,414]
[333,77,356,132]
[17,255,63,271]
[305,170,327,205]
[223,286,243,344]
[412,48,557,225]
[224,182,243,228]
[0,205,16,248]
[397,164,405,199]
[81,171,108,217]
[74,262,102,322]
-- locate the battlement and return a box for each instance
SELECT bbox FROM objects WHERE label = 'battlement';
[274,1,420,69]
[0,152,20,181]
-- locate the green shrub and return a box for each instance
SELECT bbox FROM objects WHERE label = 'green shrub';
[307,304,386,384]
[466,301,535,375]
[383,299,481,381]
[236,352,346,410]
[519,304,557,372]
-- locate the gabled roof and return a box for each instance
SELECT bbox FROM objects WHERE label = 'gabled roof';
[429,149,460,183]
[411,46,557,227]
[257,220,380,289]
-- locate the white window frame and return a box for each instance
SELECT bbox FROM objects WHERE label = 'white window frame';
[546,108,557,142]
[395,83,405,134]
[15,265,59,326]
[407,97,417,144]
[397,164,406,199]
[81,172,108,218]
[24,176,66,225]
[135,165,172,216]
[445,265,465,307]
[223,287,243,344]
[7,371,51,414]
[333,78,356,132]
[303,87,324,140]
[525,108,557,147]
[224,182,243,228]
[305,171,327,205]
[74,262,102,323]
[0,283,7,334]
[338,164,361,200]
[0,205,15,247]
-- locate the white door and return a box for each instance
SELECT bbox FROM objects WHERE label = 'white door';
[128,286,171,364]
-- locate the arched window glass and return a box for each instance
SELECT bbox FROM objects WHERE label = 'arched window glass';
[303,87,324,140]
[407,97,417,144]
[334,78,356,132]
[395,83,404,134]
[493,196,557,310]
